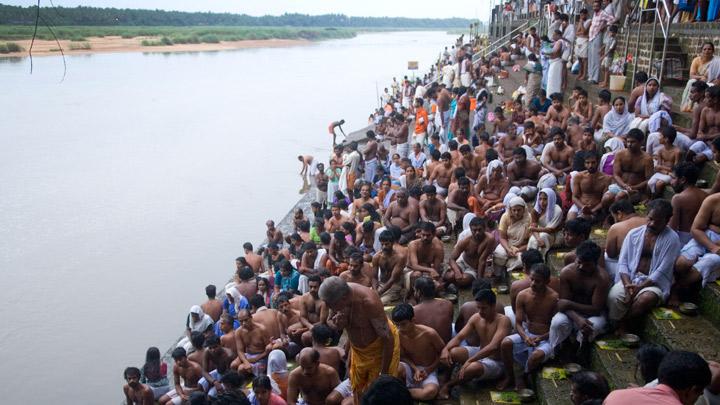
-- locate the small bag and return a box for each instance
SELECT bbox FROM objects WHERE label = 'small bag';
[571,59,580,74]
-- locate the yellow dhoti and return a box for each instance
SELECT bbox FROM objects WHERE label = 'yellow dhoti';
[349,318,401,395]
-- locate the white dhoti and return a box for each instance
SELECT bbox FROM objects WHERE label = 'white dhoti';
[546,58,563,96]
[629,117,650,134]
[575,37,588,58]
[588,35,602,82]
[493,243,523,272]
[604,252,618,281]
[550,312,607,347]
[461,72,471,87]
[364,158,377,183]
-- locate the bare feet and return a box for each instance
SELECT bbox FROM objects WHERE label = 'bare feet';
[437,383,451,400]
[496,375,513,391]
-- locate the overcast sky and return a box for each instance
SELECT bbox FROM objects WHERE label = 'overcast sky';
[3,0,490,20]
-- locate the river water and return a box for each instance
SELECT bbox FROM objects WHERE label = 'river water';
[0,31,455,403]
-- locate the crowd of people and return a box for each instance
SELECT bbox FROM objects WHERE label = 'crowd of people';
[123,7,720,405]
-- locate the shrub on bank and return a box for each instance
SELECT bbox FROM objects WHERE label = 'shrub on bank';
[68,42,91,50]
[0,42,23,53]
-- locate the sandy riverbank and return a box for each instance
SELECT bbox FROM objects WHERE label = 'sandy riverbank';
[0,36,310,58]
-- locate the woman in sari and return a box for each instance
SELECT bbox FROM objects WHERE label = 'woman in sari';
[493,196,532,274]
[601,96,633,139]
[524,54,544,107]
[374,177,396,215]
[528,188,564,256]
[681,42,720,112]
[630,77,673,133]
[399,165,424,190]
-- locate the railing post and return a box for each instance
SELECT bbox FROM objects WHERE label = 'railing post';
[659,1,670,83]
[649,7,658,78]
[632,6,643,82]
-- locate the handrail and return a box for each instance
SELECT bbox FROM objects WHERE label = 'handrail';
[630,0,671,84]
[474,18,541,64]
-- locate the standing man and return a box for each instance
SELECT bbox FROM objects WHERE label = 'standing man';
[588,0,613,84]
[319,277,401,402]
[413,98,428,147]
[363,131,378,184]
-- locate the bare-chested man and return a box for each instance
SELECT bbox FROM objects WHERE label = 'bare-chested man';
[591,90,612,134]
[383,188,419,244]
[447,176,472,229]
[406,222,445,292]
[340,251,376,289]
[123,367,154,405]
[351,183,378,221]
[298,155,315,176]
[608,199,681,334]
[698,86,720,143]
[288,348,341,405]
[235,267,258,299]
[627,71,648,114]
[545,93,570,131]
[613,129,654,203]
[670,162,707,245]
[363,131,379,183]
[428,152,454,196]
[446,216,496,287]
[498,264,558,390]
[439,290,511,399]
[249,295,288,352]
[419,185,449,236]
[200,335,237,396]
[459,144,482,181]
[319,277,401,401]
[296,275,328,347]
[412,277,454,343]
[551,241,609,357]
[568,153,612,221]
[496,128,523,164]
[541,128,574,183]
[159,347,207,405]
[327,203,352,233]
[276,293,305,347]
[266,220,284,247]
[373,230,407,305]
[507,147,543,200]
[605,200,648,281]
[506,250,550,326]
[311,324,345,375]
[218,314,238,354]
[391,304,445,401]
[201,284,223,322]
[673,193,720,306]
[243,242,265,274]
[232,309,274,376]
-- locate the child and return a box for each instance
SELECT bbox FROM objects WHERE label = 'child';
[648,127,681,198]
[579,126,598,154]
[512,98,527,125]
[567,116,584,148]
[599,25,618,88]
[568,86,583,108]
[572,88,593,124]
[474,132,493,163]
[591,89,612,141]
[523,121,544,155]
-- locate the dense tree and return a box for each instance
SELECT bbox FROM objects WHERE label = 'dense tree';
[0,4,478,28]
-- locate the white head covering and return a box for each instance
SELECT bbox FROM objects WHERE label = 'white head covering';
[648,110,672,133]
[458,213,477,242]
[268,349,287,395]
[603,99,632,137]
[188,305,213,333]
[509,196,527,208]
[534,188,558,223]
[640,77,662,116]
[604,137,625,153]
[486,159,504,180]
[226,287,245,313]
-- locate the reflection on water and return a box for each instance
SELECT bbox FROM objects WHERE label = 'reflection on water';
[0,31,454,404]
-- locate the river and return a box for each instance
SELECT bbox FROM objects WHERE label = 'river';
[0,30,455,403]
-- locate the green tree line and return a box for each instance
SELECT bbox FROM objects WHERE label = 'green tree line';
[0,3,477,28]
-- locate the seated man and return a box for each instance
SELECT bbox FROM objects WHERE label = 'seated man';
[439,290,512,399]
[551,241,609,355]
[569,371,610,405]
[340,251,375,288]
[419,185,449,236]
[288,348,341,405]
[159,348,206,405]
[392,304,445,402]
[446,177,472,229]
[498,264,558,390]
[568,152,613,222]
[612,129,654,203]
[406,222,444,292]
[541,128,574,186]
[199,335,237,397]
[274,260,301,296]
[445,216,496,287]
[561,218,593,266]
[297,275,329,347]
[235,267,258,300]
[605,200,647,280]
[608,199,681,333]
[673,192,720,305]
[413,277,454,343]
[428,152,454,197]
[123,367,155,405]
[669,163,706,246]
[507,147,545,201]
[506,249,553,328]
[372,230,407,305]
[201,284,223,322]
[242,242,266,274]
[232,309,274,376]
[459,144,482,181]
[545,92,570,131]
[382,188,419,244]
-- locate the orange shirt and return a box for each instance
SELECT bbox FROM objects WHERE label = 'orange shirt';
[470,97,477,112]
[415,107,428,134]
